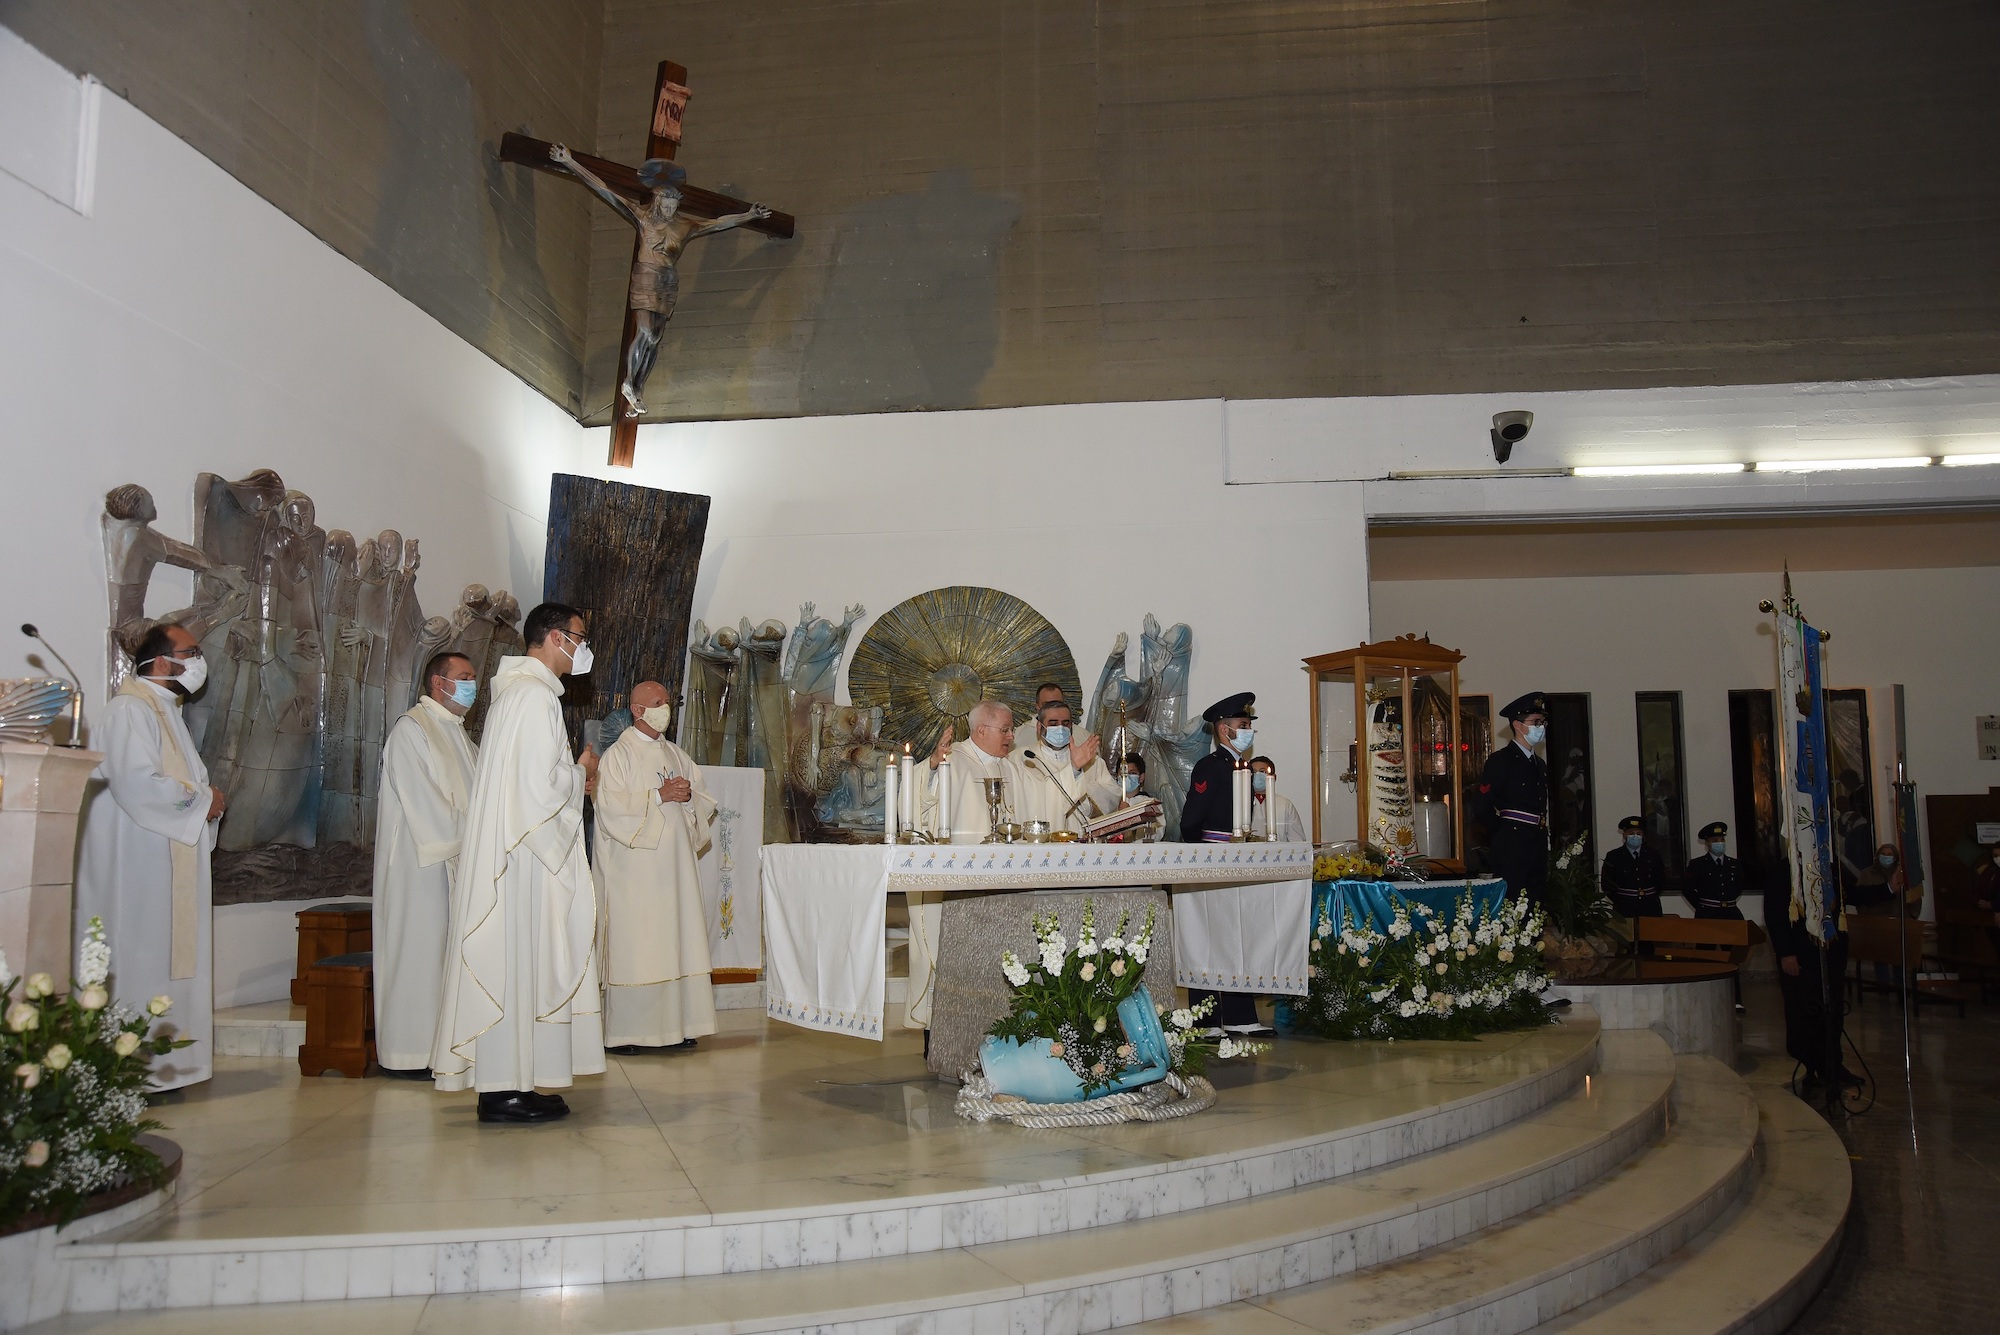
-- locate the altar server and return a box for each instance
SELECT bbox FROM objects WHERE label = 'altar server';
[1016,699,1120,835]
[592,680,718,1053]
[1684,822,1744,919]
[432,603,604,1123]
[1474,693,1550,911]
[914,700,1022,1028]
[76,621,223,1091]
[371,651,479,1077]
[1248,757,1307,842]
[1180,693,1267,1033]
[1599,815,1664,918]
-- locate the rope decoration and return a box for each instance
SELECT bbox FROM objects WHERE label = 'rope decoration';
[955,1071,1217,1128]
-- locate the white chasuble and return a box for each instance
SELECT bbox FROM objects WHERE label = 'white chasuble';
[371,697,477,1069]
[431,657,604,1093]
[591,727,718,1046]
[1015,748,1120,836]
[904,740,1021,1028]
[76,678,215,1090]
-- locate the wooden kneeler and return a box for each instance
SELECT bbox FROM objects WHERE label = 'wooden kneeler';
[299,951,377,1078]
[292,902,372,1004]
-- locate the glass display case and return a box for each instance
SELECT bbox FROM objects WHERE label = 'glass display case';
[1305,635,1466,870]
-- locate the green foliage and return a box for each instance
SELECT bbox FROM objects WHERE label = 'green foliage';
[1543,833,1616,940]
[1288,889,1556,1041]
[2,918,188,1229]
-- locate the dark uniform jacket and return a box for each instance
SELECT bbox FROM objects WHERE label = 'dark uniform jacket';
[1682,853,1744,918]
[1180,745,1239,841]
[1474,742,1547,831]
[1766,888,1845,959]
[1600,845,1666,910]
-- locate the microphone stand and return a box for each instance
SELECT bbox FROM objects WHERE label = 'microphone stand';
[20,624,86,747]
[1021,749,1096,841]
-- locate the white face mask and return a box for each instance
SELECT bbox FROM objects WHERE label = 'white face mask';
[1122,773,1142,795]
[559,631,593,676]
[1524,724,1546,746]
[143,652,208,694]
[1042,724,1071,750]
[641,703,672,732]
[1230,727,1255,754]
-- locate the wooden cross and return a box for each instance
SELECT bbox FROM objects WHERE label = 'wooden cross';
[501,61,795,468]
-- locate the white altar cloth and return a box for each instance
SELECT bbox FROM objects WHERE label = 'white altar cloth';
[762,842,1312,1040]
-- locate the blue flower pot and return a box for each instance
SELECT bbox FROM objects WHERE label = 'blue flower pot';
[978,992,1171,1103]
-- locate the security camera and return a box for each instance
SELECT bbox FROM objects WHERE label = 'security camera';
[1490,410,1534,464]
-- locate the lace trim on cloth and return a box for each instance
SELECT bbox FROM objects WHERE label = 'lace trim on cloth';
[887,841,1311,890]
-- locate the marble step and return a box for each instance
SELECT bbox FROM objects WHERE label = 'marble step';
[23,1027,1673,1333]
[1132,1050,1761,1335]
[1532,1067,1851,1335]
[44,1017,1602,1321]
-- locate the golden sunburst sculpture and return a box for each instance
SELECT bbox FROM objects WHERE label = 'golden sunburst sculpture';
[847,586,1080,757]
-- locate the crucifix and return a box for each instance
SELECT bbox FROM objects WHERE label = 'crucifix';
[502,61,795,467]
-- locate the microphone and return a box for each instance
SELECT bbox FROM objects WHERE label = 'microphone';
[20,623,86,747]
[1021,749,1096,836]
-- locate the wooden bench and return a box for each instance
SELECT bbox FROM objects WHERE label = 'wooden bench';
[293,901,372,1005]
[1633,915,1765,964]
[298,951,377,1078]
[1846,914,1973,1017]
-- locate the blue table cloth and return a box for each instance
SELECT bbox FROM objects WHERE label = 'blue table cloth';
[1314,877,1510,936]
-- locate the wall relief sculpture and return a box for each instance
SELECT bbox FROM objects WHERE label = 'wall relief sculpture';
[102,473,514,902]
[1084,613,1210,838]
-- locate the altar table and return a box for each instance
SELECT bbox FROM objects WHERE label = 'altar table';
[761,842,1313,1049]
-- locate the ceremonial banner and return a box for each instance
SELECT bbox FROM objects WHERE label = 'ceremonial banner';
[696,765,765,970]
[1772,584,1835,939]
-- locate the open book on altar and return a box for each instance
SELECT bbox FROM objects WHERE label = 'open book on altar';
[1086,796,1161,841]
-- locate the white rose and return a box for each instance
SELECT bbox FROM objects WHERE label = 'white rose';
[1170,1008,1194,1029]
[1079,961,1097,982]
[5,1002,37,1033]
[23,1140,50,1168]
[115,1031,142,1057]
[148,995,173,1016]
[14,1062,39,1089]
[1093,1015,1108,1034]
[24,974,53,1000]
[44,1043,72,1070]
[78,985,109,1011]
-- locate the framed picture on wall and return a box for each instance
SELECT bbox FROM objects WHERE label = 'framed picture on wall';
[1727,689,1786,893]
[1545,693,1595,872]
[1635,691,1688,887]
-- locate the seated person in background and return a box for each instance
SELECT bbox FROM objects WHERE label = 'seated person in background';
[1683,821,1744,919]
[1248,756,1307,842]
[1600,815,1664,918]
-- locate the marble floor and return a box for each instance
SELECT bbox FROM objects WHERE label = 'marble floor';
[124,1004,1592,1245]
[1758,975,2000,1334]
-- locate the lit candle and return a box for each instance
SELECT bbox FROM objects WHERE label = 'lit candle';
[883,755,898,844]
[900,744,915,834]
[936,756,952,842]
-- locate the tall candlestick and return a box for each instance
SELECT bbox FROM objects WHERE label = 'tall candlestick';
[900,745,915,835]
[883,755,898,844]
[1231,764,1245,836]
[936,757,952,841]
[1265,770,1277,841]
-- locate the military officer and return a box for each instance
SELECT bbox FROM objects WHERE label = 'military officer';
[1180,692,1266,1033]
[1474,692,1550,911]
[1599,815,1664,918]
[1683,821,1744,919]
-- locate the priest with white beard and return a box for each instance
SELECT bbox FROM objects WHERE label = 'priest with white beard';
[911,699,1023,1028]
[592,680,718,1053]
[1015,699,1121,836]
[370,651,479,1078]
[76,621,225,1091]
[431,602,605,1124]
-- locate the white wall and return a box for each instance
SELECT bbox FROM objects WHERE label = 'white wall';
[0,34,582,700]
[1371,565,2000,915]
[561,402,1373,798]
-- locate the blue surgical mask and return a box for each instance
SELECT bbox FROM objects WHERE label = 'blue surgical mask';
[449,678,479,709]
[1524,724,1546,746]
[1231,727,1255,753]
[1042,724,1071,749]
[1709,841,1727,856]
[1625,834,1643,852]
[1877,854,1896,869]
[1122,773,1142,795]
[1252,772,1268,794]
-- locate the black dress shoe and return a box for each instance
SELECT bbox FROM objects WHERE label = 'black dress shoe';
[477,1091,568,1123]
[527,1090,570,1113]
[607,1039,700,1056]
[378,1065,433,1081]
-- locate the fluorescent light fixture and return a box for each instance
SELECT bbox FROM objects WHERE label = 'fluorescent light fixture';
[1384,468,1571,480]
[1940,453,2000,468]
[1751,456,1934,473]
[1571,462,1747,478]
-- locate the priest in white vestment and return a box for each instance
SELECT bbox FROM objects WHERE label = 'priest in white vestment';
[76,622,224,1091]
[1015,699,1120,836]
[370,651,480,1076]
[910,700,1023,1028]
[592,680,718,1052]
[1248,757,1307,843]
[431,603,605,1123]
[1007,682,1068,758]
